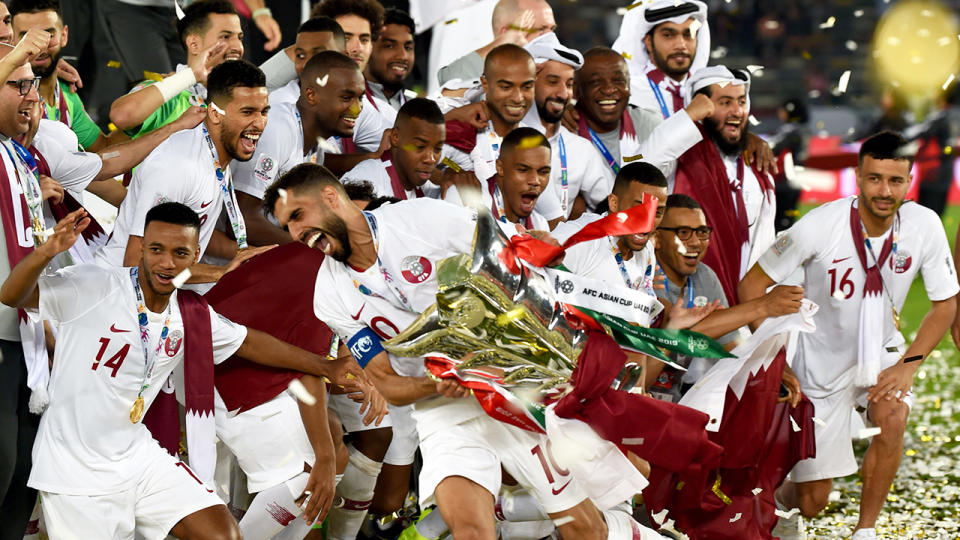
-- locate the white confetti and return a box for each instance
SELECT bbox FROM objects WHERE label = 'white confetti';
[674,235,688,255]
[812,416,827,427]
[288,378,317,405]
[101,151,120,160]
[746,64,764,74]
[277,188,288,204]
[616,212,627,223]
[316,74,329,87]
[837,70,851,94]
[943,74,955,91]
[210,102,226,115]
[854,9,864,17]
[729,512,742,523]
[775,507,800,519]
[846,40,858,51]
[317,137,340,155]
[790,415,801,432]
[41,228,55,239]
[552,516,574,527]
[858,427,882,439]
[689,20,702,36]
[819,16,836,29]
[710,46,728,59]
[652,508,669,525]
[748,114,760,126]
[828,490,841,502]
[173,0,185,20]
[940,36,953,47]
[621,437,645,445]
[752,487,763,496]
[171,268,191,289]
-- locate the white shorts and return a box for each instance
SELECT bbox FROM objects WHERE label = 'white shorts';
[383,403,418,466]
[40,441,224,540]
[791,353,914,483]
[329,392,394,433]
[418,415,588,515]
[217,391,316,494]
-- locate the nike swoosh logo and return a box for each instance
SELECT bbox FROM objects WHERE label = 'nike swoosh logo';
[551,480,572,495]
[200,200,213,209]
[110,324,130,333]
[832,257,851,264]
[350,304,365,321]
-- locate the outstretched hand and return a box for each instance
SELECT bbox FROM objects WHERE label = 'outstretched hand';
[38,208,90,257]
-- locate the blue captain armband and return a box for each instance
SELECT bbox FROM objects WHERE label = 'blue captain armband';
[346,328,384,368]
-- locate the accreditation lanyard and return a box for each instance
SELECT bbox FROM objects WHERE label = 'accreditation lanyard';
[129,267,172,401]
[487,177,532,229]
[610,238,645,290]
[646,76,671,119]
[2,140,45,246]
[557,133,569,214]
[43,83,71,128]
[664,275,695,308]
[293,108,319,163]
[587,126,620,175]
[358,211,411,309]
[201,125,248,249]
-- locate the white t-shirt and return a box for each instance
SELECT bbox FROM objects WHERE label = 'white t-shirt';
[270,80,393,153]
[96,125,231,267]
[443,183,550,231]
[758,198,959,394]
[231,100,321,201]
[561,226,658,294]
[521,109,614,221]
[340,155,441,200]
[33,119,103,200]
[29,265,246,495]
[311,198,485,436]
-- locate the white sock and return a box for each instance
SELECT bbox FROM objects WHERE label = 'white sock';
[240,472,311,539]
[602,508,661,540]
[495,490,549,522]
[326,446,383,539]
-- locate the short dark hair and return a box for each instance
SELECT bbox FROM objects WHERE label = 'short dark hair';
[300,50,360,90]
[206,60,265,105]
[500,127,550,156]
[397,97,444,126]
[311,0,385,41]
[613,162,667,196]
[263,163,345,216]
[859,130,914,167]
[9,0,62,19]
[665,193,701,212]
[298,16,346,48]
[344,180,376,202]
[145,202,202,232]
[383,8,415,36]
[177,0,237,47]
[365,196,401,211]
[483,43,533,77]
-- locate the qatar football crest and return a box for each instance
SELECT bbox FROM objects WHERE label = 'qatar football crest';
[890,250,912,274]
[400,255,432,283]
[165,329,184,356]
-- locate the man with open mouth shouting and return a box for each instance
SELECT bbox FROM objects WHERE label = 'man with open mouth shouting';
[96,60,273,284]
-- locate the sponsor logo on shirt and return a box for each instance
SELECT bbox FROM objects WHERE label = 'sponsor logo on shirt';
[254,154,275,184]
[165,329,183,356]
[890,250,912,274]
[400,255,433,283]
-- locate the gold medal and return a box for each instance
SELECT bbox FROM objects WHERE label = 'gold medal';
[129,395,145,423]
[892,308,901,331]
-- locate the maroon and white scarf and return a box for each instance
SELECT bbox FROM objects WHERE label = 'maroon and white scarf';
[849,200,896,386]
[382,151,423,200]
[143,290,217,483]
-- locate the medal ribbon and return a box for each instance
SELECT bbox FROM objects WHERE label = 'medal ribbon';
[2,140,46,246]
[129,267,172,401]
[557,134,569,214]
[358,211,412,308]
[201,125,248,249]
[293,108,319,163]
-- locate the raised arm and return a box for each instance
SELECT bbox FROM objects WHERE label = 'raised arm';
[691,285,804,339]
[95,107,206,181]
[0,209,89,310]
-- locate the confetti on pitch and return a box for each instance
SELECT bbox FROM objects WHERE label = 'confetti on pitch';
[752,487,763,496]
[790,415,801,432]
[828,490,841,502]
[775,507,800,519]
[316,74,329,87]
[858,427,882,440]
[820,16,836,29]
[730,512,742,523]
[837,70,851,94]
[944,74,956,90]
[288,378,317,406]
[172,268,192,289]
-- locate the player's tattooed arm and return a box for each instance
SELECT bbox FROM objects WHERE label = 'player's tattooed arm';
[1,209,90,310]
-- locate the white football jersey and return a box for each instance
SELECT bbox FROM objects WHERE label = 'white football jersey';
[231,100,321,201]
[33,119,103,200]
[443,184,550,231]
[341,156,441,200]
[759,197,959,394]
[562,226,658,294]
[95,126,232,267]
[29,265,246,495]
